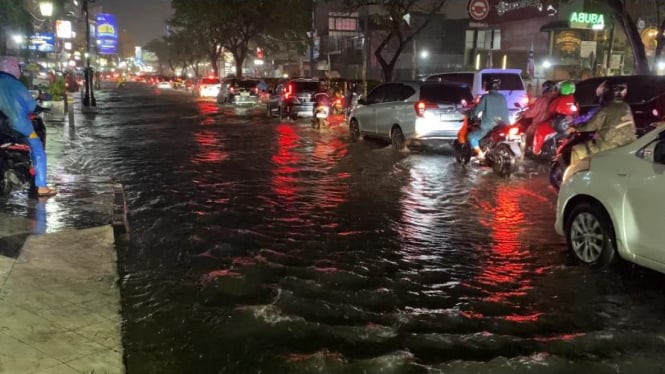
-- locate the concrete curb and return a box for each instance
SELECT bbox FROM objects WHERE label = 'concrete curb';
[112,182,130,241]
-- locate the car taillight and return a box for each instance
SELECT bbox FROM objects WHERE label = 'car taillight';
[414,100,437,117]
[284,83,293,99]
[653,109,660,117]
[230,86,235,93]
[460,99,468,108]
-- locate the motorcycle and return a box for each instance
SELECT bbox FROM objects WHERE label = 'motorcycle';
[549,129,595,190]
[332,93,345,115]
[0,107,48,197]
[454,110,525,177]
[529,95,579,161]
[312,104,330,129]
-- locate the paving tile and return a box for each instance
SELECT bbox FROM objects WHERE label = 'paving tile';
[0,303,106,363]
[0,333,62,374]
[0,212,34,238]
[32,363,82,374]
[66,349,124,374]
[75,320,122,349]
[29,303,109,331]
[0,276,72,311]
[0,255,15,287]
[77,298,121,322]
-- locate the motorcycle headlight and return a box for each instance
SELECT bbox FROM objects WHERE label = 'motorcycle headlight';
[562,158,591,185]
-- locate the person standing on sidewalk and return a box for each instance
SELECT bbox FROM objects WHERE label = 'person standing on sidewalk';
[0,56,57,197]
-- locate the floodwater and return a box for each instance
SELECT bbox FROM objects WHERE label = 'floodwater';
[61,84,665,373]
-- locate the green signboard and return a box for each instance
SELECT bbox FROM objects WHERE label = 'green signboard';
[570,12,605,30]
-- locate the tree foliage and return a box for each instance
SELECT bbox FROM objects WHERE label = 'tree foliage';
[168,0,311,78]
[342,0,447,81]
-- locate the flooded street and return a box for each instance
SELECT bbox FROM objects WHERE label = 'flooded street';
[66,84,665,373]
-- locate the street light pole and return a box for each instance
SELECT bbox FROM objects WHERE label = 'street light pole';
[82,0,96,107]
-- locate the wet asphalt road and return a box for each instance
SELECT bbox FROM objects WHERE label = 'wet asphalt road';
[59,83,665,373]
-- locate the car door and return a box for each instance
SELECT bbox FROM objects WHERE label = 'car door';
[623,137,665,264]
[373,84,406,137]
[355,85,388,136]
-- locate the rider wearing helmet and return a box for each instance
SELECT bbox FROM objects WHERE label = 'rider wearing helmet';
[568,81,636,164]
[524,80,558,146]
[0,56,56,197]
[469,78,510,159]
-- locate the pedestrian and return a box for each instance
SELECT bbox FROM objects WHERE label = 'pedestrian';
[0,56,57,197]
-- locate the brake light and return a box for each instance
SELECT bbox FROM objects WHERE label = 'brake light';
[508,127,520,136]
[460,99,468,107]
[653,109,660,117]
[284,83,293,99]
[414,100,437,117]
[570,104,578,113]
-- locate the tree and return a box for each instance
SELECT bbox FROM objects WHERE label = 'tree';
[0,0,32,55]
[342,0,447,81]
[144,38,171,74]
[602,0,650,74]
[165,29,206,76]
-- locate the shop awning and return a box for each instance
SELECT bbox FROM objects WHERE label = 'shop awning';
[540,21,571,32]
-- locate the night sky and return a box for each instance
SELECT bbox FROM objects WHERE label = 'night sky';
[96,0,173,46]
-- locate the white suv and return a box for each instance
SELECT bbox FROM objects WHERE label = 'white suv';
[425,69,528,124]
[349,82,473,150]
[555,124,665,272]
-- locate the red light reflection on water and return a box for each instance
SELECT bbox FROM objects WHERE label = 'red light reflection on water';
[472,184,540,323]
[193,130,228,163]
[271,124,300,200]
[196,101,219,115]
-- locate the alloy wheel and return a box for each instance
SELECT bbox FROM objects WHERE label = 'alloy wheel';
[570,212,606,263]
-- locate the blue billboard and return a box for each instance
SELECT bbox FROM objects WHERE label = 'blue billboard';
[96,13,118,54]
[28,33,55,53]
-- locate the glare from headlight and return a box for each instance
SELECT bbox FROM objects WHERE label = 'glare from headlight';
[562,158,591,185]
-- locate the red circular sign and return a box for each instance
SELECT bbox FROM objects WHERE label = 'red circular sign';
[469,0,490,21]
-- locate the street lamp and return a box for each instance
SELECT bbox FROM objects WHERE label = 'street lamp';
[420,50,429,59]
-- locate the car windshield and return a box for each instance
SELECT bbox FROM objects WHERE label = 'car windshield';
[426,73,473,87]
[420,85,473,104]
[202,78,220,85]
[480,73,524,90]
[294,81,319,92]
[576,77,665,105]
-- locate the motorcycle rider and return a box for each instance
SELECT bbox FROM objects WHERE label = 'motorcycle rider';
[311,79,331,116]
[0,56,56,197]
[567,81,636,165]
[469,78,510,159]
[523,80,558,146]
[530,80,578,155]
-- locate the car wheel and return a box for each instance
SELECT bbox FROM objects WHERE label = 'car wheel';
[565,202,617,268]
[391,127,406,151]
[289,110,298,121]
[267,104,272,117]
[350,119,361,141]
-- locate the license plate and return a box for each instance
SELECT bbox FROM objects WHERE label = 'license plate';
[241,92,249,96]
[316,113,328,119]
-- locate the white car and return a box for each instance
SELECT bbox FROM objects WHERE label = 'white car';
[555,124,665,272]
[425,68,528,124]
[349,82,473,150]
[197,77,221,98]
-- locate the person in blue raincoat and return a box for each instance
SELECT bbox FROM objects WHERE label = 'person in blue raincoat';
[469,78,510,159]
[0,56,57,197]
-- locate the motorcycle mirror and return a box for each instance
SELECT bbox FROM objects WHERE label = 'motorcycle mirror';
[514,102,522,108]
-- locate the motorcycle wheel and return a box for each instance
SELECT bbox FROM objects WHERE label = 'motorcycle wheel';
[0,167,15,197]
[492,144,515,177]
[454,140,471,165]
[550,159,566,190]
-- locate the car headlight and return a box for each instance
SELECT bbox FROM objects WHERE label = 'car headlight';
[562,158,591,185]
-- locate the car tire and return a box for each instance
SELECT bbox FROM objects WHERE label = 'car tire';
[350,119,361,142]
[391,126,406,151]
[565,202,617,269]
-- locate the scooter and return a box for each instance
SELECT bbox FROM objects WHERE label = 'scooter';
[332,93,344,115]
[0,107,48,196]
[549,129,595,190]
[529,95,579,161]
[312,103,330,129]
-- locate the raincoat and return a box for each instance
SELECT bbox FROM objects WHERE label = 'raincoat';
[571,101,637,162]
[0,72,48,187]
[472,90,509,131]
[524,91,558,125]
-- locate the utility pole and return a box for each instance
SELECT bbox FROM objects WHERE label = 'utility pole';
[362,0,369,96]
[82,0,96,107]
[310,0,316,78]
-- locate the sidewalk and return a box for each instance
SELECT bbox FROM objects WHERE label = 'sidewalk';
[0,97,127,373]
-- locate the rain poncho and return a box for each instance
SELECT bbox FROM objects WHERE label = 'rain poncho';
[472,90,510,130]
[0,72,48,187]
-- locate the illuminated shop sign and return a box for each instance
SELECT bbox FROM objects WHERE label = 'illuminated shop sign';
[570,12,605,30]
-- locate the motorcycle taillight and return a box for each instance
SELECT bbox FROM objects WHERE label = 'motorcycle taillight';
[29,167,36,176]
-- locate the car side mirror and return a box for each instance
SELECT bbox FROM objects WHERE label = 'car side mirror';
[357,98,367,105]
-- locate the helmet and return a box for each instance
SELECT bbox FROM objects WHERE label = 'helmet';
[558,80,576,96]
[609,81,627,102]
[489,78,501,90]
[542,80,556,93]
[0,56,21,79]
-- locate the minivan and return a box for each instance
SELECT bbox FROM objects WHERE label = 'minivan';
[425,68,528,123]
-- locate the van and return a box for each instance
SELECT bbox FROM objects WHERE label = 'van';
[425,68,528,123]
